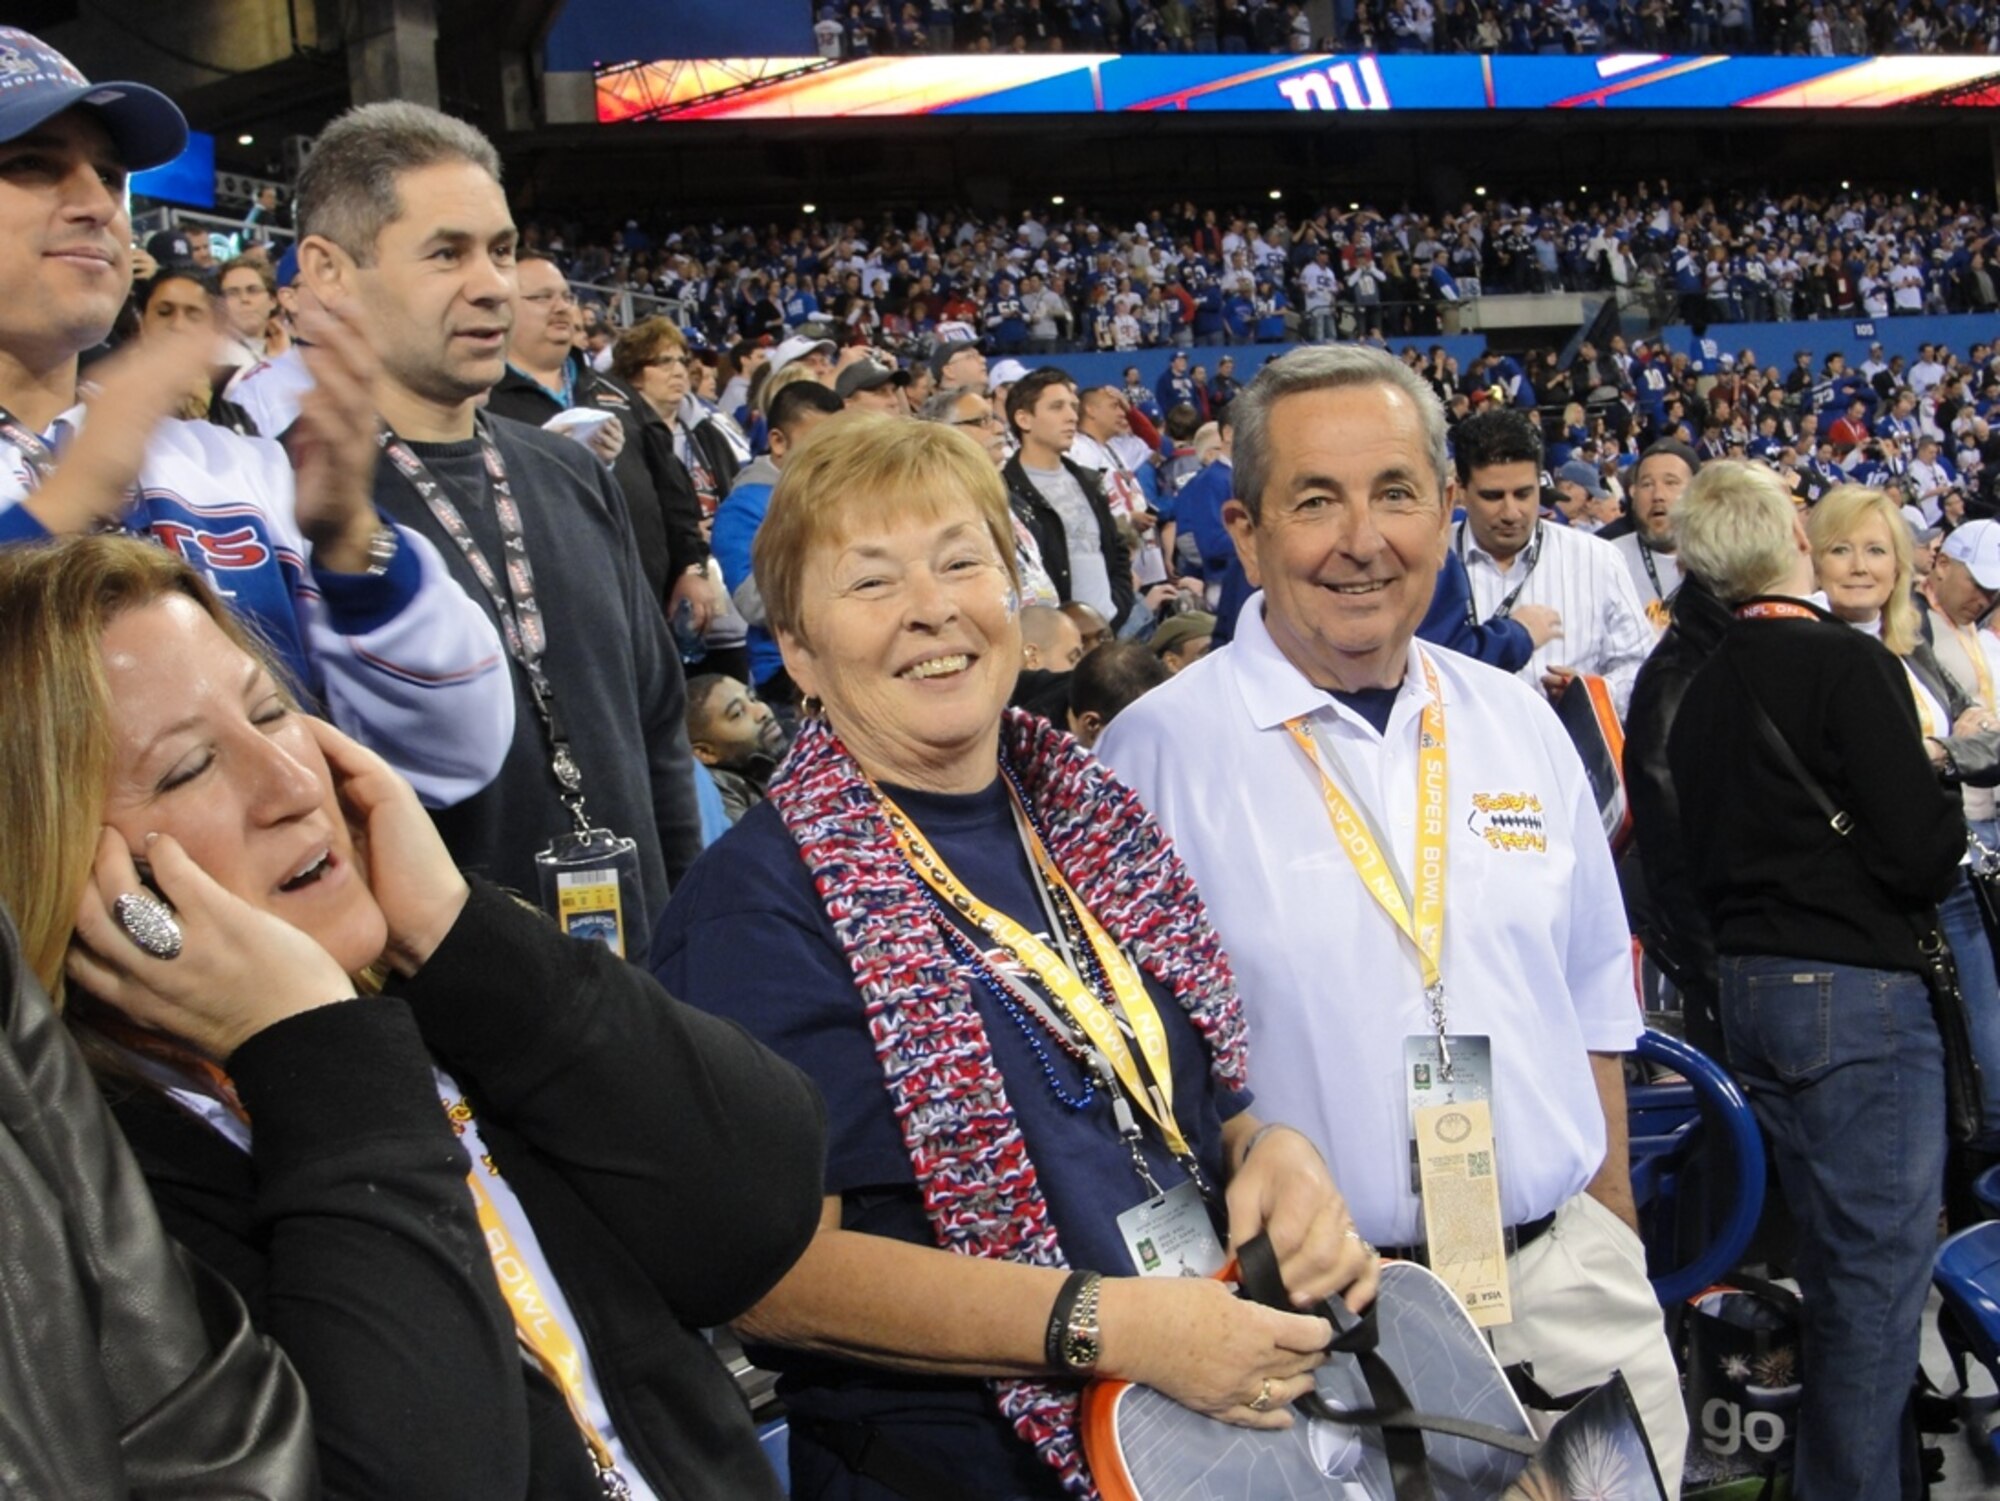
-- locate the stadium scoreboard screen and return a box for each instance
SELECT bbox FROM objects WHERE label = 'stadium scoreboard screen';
[596,53,2000,123]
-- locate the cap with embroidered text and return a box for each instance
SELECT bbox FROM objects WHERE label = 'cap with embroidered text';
[0,28,186,170]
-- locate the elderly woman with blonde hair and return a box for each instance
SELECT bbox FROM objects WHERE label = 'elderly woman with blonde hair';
[652,412,1376,1500]
[1669,461,1966,1501]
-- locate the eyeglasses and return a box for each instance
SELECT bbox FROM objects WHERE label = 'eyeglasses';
[647,355,690,371]
[952,412,1003,429]
[521,288,579,309]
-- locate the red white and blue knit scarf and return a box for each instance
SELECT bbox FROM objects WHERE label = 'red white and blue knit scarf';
[767,707,1248,1499]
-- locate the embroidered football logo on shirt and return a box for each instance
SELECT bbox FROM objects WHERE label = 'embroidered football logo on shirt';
[1468,791,1547,853]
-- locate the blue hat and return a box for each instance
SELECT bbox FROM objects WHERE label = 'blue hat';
[0,28,186,170]
[274,244,300,287]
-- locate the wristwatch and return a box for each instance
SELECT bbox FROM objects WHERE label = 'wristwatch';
[363,524,400,577]
[1049,1271,1104,1374]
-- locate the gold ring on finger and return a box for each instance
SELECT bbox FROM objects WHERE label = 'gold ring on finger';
[1250,1376,1272,1412]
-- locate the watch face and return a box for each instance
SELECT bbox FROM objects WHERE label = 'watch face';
[1064,1331,1100,1369]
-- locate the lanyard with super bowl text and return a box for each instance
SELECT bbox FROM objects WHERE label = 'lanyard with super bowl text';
[1284,651,1513,1323]
[378,417,645,954]
[441,1086,636,1500]
[878,778,1228,1277]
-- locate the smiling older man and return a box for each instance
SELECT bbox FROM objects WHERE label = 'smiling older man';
[1099,344,1686,1491]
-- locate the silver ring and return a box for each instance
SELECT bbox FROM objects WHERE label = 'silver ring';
[1250,1377,1273,1412]
[113,891,182,960]
[1346,1228,1377,1257]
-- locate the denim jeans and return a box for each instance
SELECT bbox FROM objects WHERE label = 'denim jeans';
[1937,828,2000,1144]
[1719,956,1945,1501]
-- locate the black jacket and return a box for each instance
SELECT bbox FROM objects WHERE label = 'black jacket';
[1002,453,1135,628]
[372,415,705,914]
[487,364,710,611]
[109,880,826,1501]
[1668,598,1965,974]
[1624,573,1732,1001]
[0,902,316,1498]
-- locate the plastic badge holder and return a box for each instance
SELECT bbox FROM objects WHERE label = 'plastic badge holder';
[535,827,644,959]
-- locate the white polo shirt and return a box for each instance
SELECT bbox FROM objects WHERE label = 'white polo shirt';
[1457,518,1655,716]
[1098,598,1640,1247]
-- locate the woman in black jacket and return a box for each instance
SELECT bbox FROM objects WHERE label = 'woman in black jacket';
[0,537,825,1501]
[1666,463,1965,1501]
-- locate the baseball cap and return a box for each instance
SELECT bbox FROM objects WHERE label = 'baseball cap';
[0,28,187,170]
[833,358,909,399]
[928,339,981,381]
[1944,519,2000,590]
[273,244,300,288]
[1151,611,1217,657]
[987,357,1030,393]
[144,227,196,267]
[1555,460,1609,499]
[769,334,836,377]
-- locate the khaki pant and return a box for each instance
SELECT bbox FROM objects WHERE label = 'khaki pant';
[1489,1191,1689,1496]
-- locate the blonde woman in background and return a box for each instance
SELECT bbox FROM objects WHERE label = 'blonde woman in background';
[1810,485,2000,1182]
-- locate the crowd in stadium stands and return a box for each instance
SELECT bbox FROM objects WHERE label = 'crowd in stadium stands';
[521,179,2000,374]
[812,0,2000,57]
[21,20,2000,1500]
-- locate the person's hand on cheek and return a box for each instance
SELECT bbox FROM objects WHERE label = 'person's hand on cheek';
[67,828,355,1060]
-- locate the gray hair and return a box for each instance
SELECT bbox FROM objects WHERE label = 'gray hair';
[918,383,990,424]
[295,102,502,263]
[1230,345,1449,521]
[1674,460,1799,603]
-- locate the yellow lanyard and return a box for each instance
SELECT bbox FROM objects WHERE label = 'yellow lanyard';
[445,1096,633,1498]
[877,790,1193,1160]
[1283,653,1451,1037]
[1957,624,1995,712]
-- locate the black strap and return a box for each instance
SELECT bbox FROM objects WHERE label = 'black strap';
[1457,519,1544,625]
[796,1418,997,1501]
[1724,658,1850,834]
[1236,1233,1540,1501]
[0,402,58,486]
[1724,652,1985,1142]
[379,417,591,829]
[1500,1362,1596,1414]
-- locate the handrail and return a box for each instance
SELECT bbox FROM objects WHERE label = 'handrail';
[1633,1027,1767,1307]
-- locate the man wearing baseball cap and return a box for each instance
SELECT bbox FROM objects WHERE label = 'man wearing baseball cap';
[831,356,908,414]
[928,336,985,390]
[768,333,835,382]
[1919,517,2000,1151]
[0,28,512,807]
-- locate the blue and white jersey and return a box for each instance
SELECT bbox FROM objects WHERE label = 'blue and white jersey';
[0,411,512,808]
[225,346,312,439]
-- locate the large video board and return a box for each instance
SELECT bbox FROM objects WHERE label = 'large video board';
[596,53,2000,122]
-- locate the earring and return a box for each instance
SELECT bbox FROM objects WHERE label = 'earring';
[801,695,825,720]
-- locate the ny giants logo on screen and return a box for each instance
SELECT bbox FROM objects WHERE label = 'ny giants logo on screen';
[1275,58,1391,112]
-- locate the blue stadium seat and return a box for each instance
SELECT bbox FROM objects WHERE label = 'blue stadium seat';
[1975,1162,2000,1222]
[1935,1222,2000,1458]
[1628,1028,1767,1307]
[758,1419,790,1491]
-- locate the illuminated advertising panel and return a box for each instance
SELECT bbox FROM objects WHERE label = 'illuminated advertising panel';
[595,53,2000,122]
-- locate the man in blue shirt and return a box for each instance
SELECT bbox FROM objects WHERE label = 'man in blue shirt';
[1154,350,1198,415]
